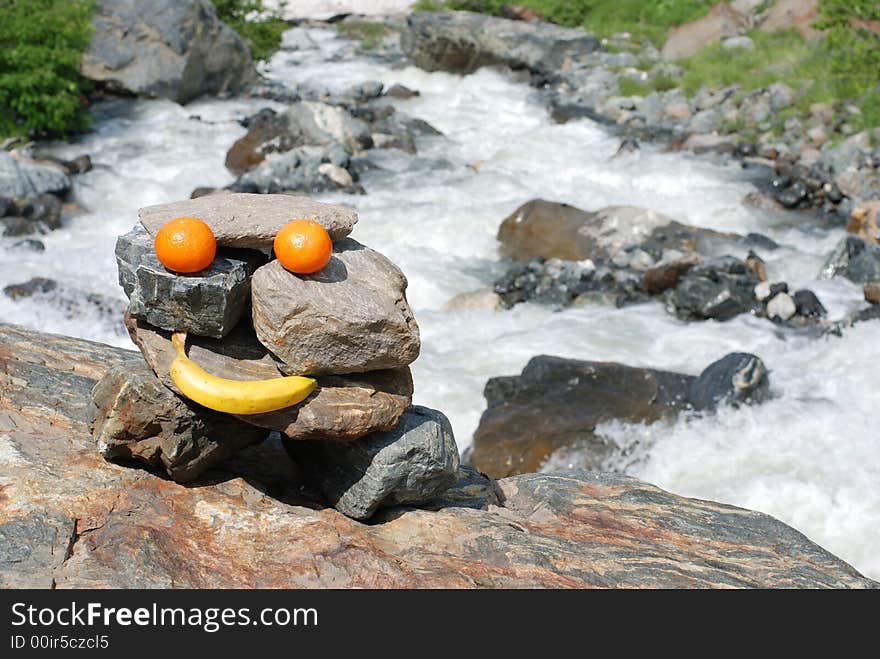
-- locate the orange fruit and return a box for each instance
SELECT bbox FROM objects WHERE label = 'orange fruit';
[154,216,217,274]
[273,219,332,274]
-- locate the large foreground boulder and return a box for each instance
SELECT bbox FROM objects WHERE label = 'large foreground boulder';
[90,362,268,482]
[126,316,412,441]
[138,192,358,248]
[286,406,460,521]
[0,322,874,588]
[251,238,420,375]
[81,0,256,104]
[401,11,599,77]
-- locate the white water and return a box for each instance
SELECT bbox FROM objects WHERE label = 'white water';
[2,28,877,578]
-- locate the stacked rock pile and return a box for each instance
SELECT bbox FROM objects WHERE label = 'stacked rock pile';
[89,192,459,520]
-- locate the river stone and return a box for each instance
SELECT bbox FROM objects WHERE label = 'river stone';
[665,257,761,321]
[766,292,796,322]
[138,192,358,248]
[81,0,255,104]
[233,145,361,195]
[0,152,70,198]
[116,225,266,338]
[687,353,770,412]
[401,11,599,77]
[847,200,880,244]
[820,236,880,284]
[126,315,412,441]
[285,406,460,521]
[471,356,694,478]
[865,282,880,305]
[89,361,268,482]
[251,238,420,375]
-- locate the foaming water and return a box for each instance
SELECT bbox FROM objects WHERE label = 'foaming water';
[2,27,876,577]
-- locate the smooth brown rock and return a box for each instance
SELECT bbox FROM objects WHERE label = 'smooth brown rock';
[847,200,880,245]
[865,282,880,305]
[138,192,357,248]
[471,356,694,479]
[662,2,746,60]
[251,238,420,375]
[126,315,412,441]
[90,362,268,482]
[1,322,875,588]
[643,255,701,295]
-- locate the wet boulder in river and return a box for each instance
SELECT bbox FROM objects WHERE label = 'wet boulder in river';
[820,236,880,284]
[0,152,70,198]
[81,0,255,104]
[665,256,761,321]
[687,353,769,412]
[232,145,362,195]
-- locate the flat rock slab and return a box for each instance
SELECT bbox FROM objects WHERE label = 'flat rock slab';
[251,238,420,375]
[1,323,875,588]
[126,315,412,441]
[90,362,268,482]
[286,406,460,521]
[138,192,358,248]
[116,225,266,338]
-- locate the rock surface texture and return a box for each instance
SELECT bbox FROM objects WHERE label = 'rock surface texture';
[0,153,70,198]
[126,316,413,441]
[1,323,874,588]
[81,0,255,104]
[116,225,266,338]
[138,192,357,248]
[286,406,460,520]
[401,11,599,77]
[251,238,420,375]
[90,362,268,482]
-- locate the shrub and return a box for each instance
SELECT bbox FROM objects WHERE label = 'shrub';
[212,0,288,62]
[0,0,94,139]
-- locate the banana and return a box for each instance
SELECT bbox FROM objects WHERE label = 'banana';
[169,331,317,415]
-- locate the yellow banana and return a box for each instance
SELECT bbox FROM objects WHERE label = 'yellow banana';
[169,331,316,415]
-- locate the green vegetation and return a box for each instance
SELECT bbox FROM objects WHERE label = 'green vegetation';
[414,0,717,46]
[338,20,391,50]
[212,0,288,62]
[0,0,94,139]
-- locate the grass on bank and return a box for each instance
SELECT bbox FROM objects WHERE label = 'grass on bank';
[212,0,288,62]
[0,0,95,139]
[338,20,391,50]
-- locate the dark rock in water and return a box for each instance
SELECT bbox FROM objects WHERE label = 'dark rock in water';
[2,322,874,588]
[793,289,827,318]
[0,196,10,217]
[665,257,761,321]
[225,108,293,176]
[90,362,268,483]
[21,193,62,231]
[0,216,33,237]
[65,154,93,175]
[820,236,880,284]
[190,186,218,199]
[854,305,880,324]
[401,11,599,77]
[385,83,420,99]
[688,353,770,412]
[643,255,700,295]
[81,0,255,104]
[772,178,810,208]
[614,138,640,157]
[285,406,459,521]
[232,145,362,195]
[744,232,780,251]
[471,355,694,478]
[3,277,58,300]
[10,238,45,252]
[116,225,266,339]
[769,282,789,297]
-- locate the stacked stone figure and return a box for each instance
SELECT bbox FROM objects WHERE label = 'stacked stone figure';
[89,192,459,520]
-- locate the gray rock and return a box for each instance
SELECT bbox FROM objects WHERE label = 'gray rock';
[688,353,769,411]
[0,153,70,198]
[285,406,460,521]
[665,257,761,321]
[722,35,755,50]
[251,238,420,375]
[234,146,362,195]
[401,11,599,77]
[793,289,827,319]
[116,225,266,339]
[820,236,880,284]
[81,0,255,104]
[766,291,796,321]
[90,361,268,482]
[138,192,358,248]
